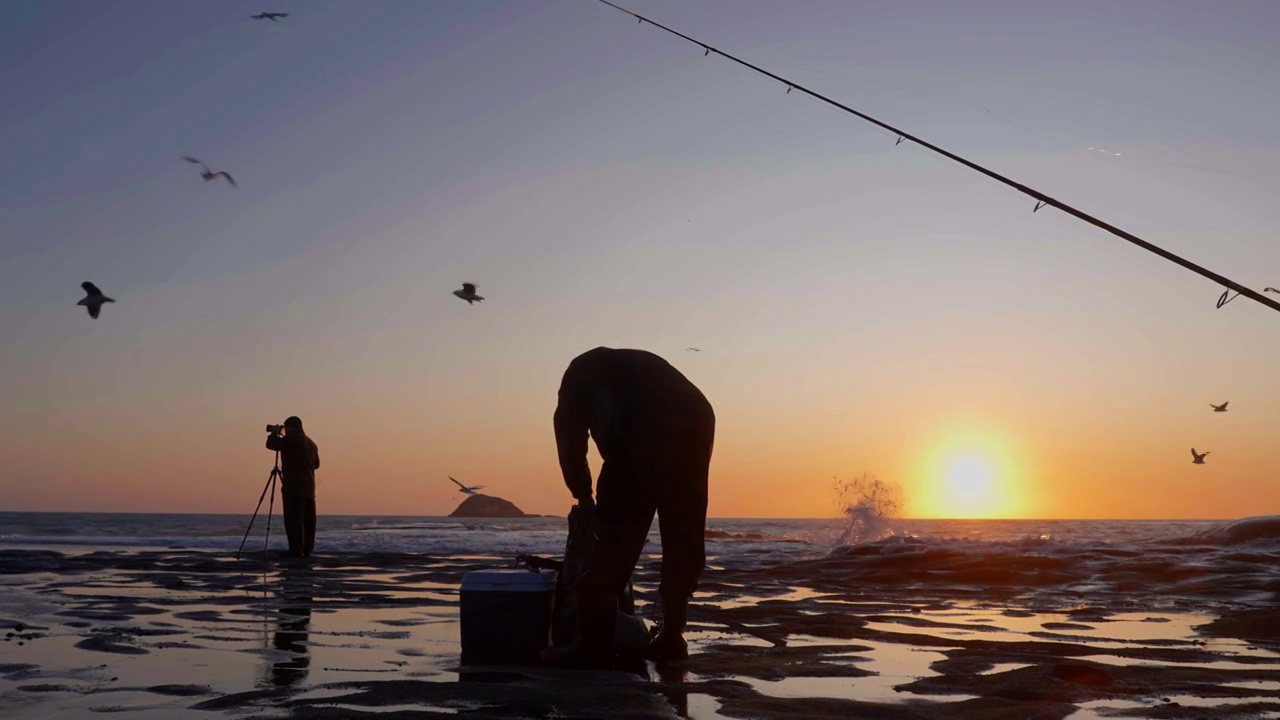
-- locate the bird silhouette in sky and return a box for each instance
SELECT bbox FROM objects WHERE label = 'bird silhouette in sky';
[449,477,485,495]
[183,157,237,187]
[77,282,115,319]
[1210,402,1229,413]
[453,283,484,304]
[250,12,289,21]
[1191,449,1209,465]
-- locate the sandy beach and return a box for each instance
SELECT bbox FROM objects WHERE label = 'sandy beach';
[2,538,1278,720]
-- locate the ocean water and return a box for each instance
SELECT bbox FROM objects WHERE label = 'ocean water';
[0,512,1243,557]
[2,512,1278,608]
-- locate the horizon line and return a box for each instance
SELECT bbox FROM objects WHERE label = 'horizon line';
[0,510,1246,522]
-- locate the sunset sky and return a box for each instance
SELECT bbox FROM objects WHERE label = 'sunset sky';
[3,0,1280,519]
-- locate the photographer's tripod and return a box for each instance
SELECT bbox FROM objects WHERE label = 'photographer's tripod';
[237,451,281,560]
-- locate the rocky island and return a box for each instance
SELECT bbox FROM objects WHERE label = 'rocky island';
[448,494,528,518]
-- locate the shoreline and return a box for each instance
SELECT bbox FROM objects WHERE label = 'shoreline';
[2,546,1278,719]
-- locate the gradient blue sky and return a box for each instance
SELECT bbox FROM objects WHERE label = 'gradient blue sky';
[3,0,1280,518]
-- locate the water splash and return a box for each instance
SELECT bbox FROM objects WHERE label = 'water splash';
[834,472,903,545]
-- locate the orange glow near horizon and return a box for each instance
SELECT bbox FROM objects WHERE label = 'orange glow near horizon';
[908,427,1029,519]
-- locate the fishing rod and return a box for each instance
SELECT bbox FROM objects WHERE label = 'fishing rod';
[592,0,1280,316]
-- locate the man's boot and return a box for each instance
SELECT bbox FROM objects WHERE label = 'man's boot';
[541,589,618,669]
[645,593,689,662]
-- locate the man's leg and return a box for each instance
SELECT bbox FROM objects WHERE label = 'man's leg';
[545,458,655,667]
[281,494,303,557]
[303,497,317,557]
[649,414,714,661]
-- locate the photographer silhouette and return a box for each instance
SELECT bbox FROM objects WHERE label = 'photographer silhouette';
[265,416,321,558]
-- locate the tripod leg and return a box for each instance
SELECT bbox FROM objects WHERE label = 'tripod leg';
[264,470,277,558]
[237,471,276,560]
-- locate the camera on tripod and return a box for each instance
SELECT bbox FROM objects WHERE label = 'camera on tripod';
[240,425,287,559]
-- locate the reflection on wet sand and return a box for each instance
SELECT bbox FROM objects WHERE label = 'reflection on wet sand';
[2,548,1278,720]
[264,567,313,689]
[654,664,691,718]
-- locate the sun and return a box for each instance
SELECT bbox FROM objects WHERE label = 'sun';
[912,430,1026,519]
[944,454,997,516]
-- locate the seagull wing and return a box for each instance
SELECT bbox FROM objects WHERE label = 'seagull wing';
[1222,402,1228,409]
[81,282,101,296]
[183,156,210,173]
[1191,448,1197,458]
[1265,287,1279,293]
[275,13,289,18]
[462,283,476,294]
[219,172,237,187]
[450,477,465,489]
[88,304,100,319]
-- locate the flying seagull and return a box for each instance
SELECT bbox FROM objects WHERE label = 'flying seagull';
[250,12,289,21]
[182,157,236,187]
[1210,402,1229,413]
[1265,287,1280,294]
[1191,448,1209,465]
[686,347,702,352]
[77,282,115,319]
[453,283,484,304]
[449,476,484,495]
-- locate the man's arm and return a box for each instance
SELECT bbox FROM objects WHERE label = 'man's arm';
[311,440,320,470]
[553,365,593,502]
[266,433,286,452]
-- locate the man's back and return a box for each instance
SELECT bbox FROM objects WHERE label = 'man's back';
[560,347,710,423]
[266,433,320,496]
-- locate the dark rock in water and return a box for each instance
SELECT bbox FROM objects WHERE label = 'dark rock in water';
[1051,663,1114,687]
[0,664,39,679]
[1197,608,1280,641]
[75,635,149,655]
[17,684,74,693]
[449,494,526,518]
[146,684,214,697]
[1184,515,1280,545]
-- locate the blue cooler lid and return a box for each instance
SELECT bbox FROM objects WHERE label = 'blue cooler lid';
[461,568,557,592]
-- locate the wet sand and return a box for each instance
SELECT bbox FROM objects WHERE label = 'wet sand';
[1,547,1278,720]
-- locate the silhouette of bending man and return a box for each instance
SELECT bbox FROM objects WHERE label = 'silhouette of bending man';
[545,347,715,666]
[265,416,320,558]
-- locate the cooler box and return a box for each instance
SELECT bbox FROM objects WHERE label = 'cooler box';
[460,568,557,665]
